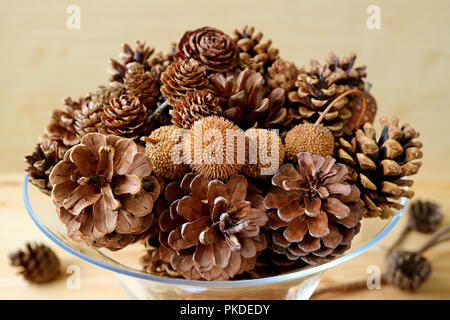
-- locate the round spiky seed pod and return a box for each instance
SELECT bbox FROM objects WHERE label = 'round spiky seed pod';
[142,125,190,180]
[242,128,285,178]
[189,116,242,180]
[284,123,334,160]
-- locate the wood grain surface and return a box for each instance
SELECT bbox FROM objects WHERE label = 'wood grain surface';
[0,0,449,299]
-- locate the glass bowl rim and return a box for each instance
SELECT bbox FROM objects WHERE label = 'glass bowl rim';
[23,174,405,287]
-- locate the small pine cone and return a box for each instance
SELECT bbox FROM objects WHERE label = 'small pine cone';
[42,107,79,147]
[288,60,352,138]
[264,153,363,266]
[74,99,104,137]
[25,140,68,195]
[9,243,60,283]
[109,40,156,83]
[124,63,159,108]
[94,82,126,106]
[147,43,179,79]
[233,26,279,73]
[170,90,222,129]
[101,94,151,140]
[266,59,299,93]
[178,27,239,72]
[158,173,268,280]
[336,117,423,219]
[140,245,181,278]
[72,83,125,138]
[326,52,367,90]
[407,200,443,233]
[385,251,431,291]
[160,58,208,104]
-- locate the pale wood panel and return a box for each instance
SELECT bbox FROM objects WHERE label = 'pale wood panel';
[0,0,449,299]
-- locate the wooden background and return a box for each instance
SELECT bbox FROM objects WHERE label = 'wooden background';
[0,0,449,299]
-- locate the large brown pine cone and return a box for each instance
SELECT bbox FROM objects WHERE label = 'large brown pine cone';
[209,68,292,131]
[232,26,279,73]
[288,60,353,138]
[170,89,222,129]
[336,117,423,219]
[109,40,156,83]
[25,140,69,195]
[264,152,362,266]
[100,94,152,140]
[178,27,239,73]
[157,173,268,280]
[9,243,60,283]
[124,62,160,108]
[49,133,161,250]
[160,58,209,104]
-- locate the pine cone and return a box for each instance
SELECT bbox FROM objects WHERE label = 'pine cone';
[170,89,222,129]
[288,60,352,138]
[25,140,68,195]
[407,200,443,233]
[266,59,299,93]
[209,68,291,130]
[9,243,60,283]
[124,63,159,108]
[344,87,377,134]
[178,27,239,72]
[72,83,125,138]
[326,52,367,90]
[101,94,152,140]
[147,43,179,79]
[42,107,79,147]
[385,251,431,291]
[160,58,208,104]
[109,40,156,83]
[140,245,181,278]
[326,52,374,135]
[49,133,161,250]
[232,26,279,73]
[336,117,423,218]
[158,173,268,280]
[264,152,363,266]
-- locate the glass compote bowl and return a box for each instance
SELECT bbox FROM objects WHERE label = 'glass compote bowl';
[23,175,405,300]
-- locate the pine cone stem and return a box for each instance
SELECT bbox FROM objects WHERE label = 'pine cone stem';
[315,89,366,126]
[417,225,450,254]
[387,225,412,255]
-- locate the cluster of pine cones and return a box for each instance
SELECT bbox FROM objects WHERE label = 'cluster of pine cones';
[25,26,424,281]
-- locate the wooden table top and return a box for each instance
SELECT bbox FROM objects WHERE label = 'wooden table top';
[1,0,449,299]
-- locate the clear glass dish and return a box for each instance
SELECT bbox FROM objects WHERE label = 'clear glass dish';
[23,175,405,300]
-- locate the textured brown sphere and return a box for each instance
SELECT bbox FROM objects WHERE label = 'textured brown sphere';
[143,125,190,180]
[190,116,242,180]
[242,128,285,178]
[284,123,334,160]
